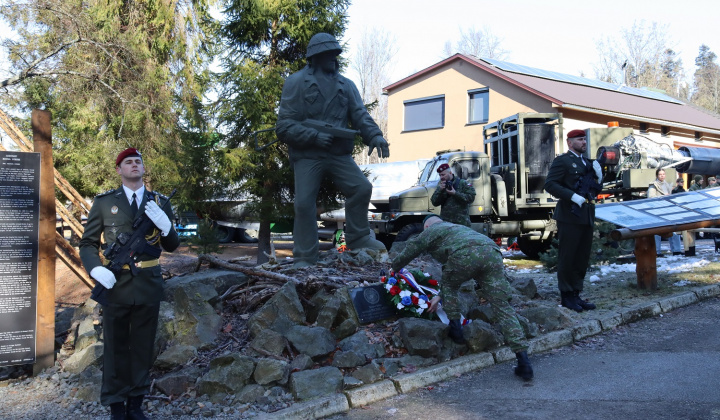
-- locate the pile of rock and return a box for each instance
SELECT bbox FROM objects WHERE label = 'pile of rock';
[47,247,576,417]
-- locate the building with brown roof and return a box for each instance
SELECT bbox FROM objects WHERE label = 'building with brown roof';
[383,54,720,167]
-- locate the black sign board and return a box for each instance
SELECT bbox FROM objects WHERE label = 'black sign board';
[349,284,396,324]
[0,151,40,367]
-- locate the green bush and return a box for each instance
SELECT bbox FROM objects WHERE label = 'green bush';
[539,221,630,272]
[186,220,223,255]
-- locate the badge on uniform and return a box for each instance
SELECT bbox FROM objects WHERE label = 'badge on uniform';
[572,163,577,168]
[111,206,119,214]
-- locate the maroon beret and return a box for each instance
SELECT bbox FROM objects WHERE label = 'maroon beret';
[116,148,142,166]
[436,163,450,173]
[567,129,586,139]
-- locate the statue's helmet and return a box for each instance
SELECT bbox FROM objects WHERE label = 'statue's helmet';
[306,33,342,58]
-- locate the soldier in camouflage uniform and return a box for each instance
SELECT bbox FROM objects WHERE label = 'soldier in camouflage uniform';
[430,163,475,227]
[391,215,533,380]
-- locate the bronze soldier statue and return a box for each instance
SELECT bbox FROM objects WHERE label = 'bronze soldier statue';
[276,33,389,268]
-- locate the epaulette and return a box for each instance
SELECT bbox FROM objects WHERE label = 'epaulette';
[95,188,116,198]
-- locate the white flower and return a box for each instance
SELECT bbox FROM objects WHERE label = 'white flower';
[399,290,412,298]
[385,284,392,291]
[418,301,428,309]
[396,302,405,310]
[416,307,425,314]
[412,292,419,297]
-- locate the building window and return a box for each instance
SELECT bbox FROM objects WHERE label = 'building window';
[639,122,648,133]
[403,95,444,132]
[661,126,669,137]
[468,89,489,124]
[695,131,703,141]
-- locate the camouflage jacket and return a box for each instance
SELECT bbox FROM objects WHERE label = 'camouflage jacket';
[430,176,475,227]
[392,221,498,272]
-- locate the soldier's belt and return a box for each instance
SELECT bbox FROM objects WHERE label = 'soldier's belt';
[107,259,160,270]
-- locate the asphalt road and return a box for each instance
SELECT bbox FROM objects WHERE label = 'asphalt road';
[328,296,720,420]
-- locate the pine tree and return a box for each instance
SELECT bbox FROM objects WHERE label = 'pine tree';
[691,44,720,113]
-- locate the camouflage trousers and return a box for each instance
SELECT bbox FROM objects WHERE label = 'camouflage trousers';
[442,247,528,353]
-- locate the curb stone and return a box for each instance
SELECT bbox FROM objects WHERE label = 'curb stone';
[266,286,720,419]
[344,380,397,408]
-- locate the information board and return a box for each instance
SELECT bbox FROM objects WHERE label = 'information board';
[0,151,40,367]
[596,189,720,230]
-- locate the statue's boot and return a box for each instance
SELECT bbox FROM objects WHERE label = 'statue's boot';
[292,259,316,269]
[347,236,387,251]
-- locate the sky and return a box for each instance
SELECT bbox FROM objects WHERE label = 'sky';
[341,0,719,89]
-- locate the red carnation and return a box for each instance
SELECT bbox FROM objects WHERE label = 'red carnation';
[389,286,401,295]
[429,279,438,286]
[411,295,419,305]
[380,276,387,283]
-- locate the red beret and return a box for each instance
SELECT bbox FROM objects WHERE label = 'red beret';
[116,148,142,166]
[436,163,450,173]
[567,129,586,139]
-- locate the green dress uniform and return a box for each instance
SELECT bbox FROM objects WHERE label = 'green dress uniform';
[392,221,528,353]
[430,175,476,227]
[79,187,179,406]
[275,64,385,264]
[543,152,596,294]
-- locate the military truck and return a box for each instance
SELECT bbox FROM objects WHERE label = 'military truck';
[369,113,562,258]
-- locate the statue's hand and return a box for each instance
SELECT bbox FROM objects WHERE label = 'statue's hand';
[368,136,390,159]
[316,132,333,149]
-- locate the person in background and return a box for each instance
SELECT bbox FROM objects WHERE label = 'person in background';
[80,148,179,420]
[647,168,683,257]
[689,175,704,191]
[430,163,476,227]
[706,177,718,188]
[671,178,686,194]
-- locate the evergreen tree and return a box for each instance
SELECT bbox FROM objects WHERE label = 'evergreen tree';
[691,44,720,113]
[215,0,350,264]
[0,0,216,207]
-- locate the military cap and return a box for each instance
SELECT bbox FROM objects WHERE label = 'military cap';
[436,163,450,173]
[567,129,586,139]
[116,148,142,166]
[694,175,703,183]
[306,33,342,58]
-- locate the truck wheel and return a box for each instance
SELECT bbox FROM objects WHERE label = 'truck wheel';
[214,224,236,244]
[236,228,258,243]
[517,236,552,259]
[395,223,424,242]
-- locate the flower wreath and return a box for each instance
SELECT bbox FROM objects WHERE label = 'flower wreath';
[380,268,439,319]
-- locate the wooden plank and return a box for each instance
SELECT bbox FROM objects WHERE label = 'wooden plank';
[634,235,657,290]
[32,109,56,375]
[55,231,93,289]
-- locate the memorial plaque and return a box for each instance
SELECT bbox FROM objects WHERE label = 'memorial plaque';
[349,284,396,324]
[0,151,40,367]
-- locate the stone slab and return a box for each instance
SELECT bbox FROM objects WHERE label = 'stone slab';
[391,352,494,394]
[345,380,398,408]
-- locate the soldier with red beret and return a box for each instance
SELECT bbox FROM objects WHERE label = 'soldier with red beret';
[544,129,602,312]
[80,148,179,419]
[430,162,476,227]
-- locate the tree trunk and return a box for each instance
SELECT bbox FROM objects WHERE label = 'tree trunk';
[256,219,271,265]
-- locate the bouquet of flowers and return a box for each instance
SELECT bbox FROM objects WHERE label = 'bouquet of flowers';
[380,268,440,319]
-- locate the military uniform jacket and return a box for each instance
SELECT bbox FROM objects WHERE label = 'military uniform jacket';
[430,176,476,227]
[79,187,179,305]
[689,183,703,191]
[544,152,596,226]
[275,65,383,163]
[392,221,498,272]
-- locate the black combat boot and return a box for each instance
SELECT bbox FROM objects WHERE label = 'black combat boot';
[110,402,126,420]
[448,319,467,344]
[560,291,583,312]
[126,395,149,420]
[685,246,696,257]
[514,351,533,380]
[574,290,596,310]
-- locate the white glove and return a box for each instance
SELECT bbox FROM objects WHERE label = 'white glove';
[571,193,585,207]
[90,266,116,289]
[145,201,172,235]
[592,160,602,181]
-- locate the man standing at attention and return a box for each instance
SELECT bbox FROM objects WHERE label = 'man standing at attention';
[430,163,476,227]
[80,148,179,420]
[276,32,389,268]
[392,215,533,380]
[544,129,601,312]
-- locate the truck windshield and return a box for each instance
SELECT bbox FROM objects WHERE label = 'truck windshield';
[420,158,448,183]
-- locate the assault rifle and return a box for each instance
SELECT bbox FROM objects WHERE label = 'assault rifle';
[254,120,360,151]
[90,189,177,305]
[571,165,603,217]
